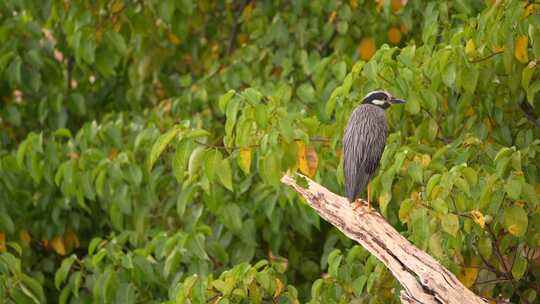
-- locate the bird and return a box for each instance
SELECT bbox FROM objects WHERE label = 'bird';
[343,90,406,211]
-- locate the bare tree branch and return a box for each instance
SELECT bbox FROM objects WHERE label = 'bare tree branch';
[281,173,489,304]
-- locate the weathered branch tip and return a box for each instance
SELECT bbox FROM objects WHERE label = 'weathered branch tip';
[281,173,491,304]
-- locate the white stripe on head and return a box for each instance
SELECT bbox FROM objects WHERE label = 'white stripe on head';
[371,99,387,105]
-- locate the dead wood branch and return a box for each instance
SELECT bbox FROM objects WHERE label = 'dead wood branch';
[281,174,490,304]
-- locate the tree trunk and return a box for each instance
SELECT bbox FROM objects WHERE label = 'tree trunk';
[281,174,490,304]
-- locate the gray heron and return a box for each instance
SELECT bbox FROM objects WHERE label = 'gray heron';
[343,90,406,210]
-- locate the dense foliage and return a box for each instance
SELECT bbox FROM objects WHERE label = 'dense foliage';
[1,0,539,303]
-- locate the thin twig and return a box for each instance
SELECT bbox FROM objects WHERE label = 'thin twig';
[477,249,507,278]
[486,223,515,284]
[468,50,504,63]
[227,0,253,55]
[195,137,330,150]
[474,278,512,286]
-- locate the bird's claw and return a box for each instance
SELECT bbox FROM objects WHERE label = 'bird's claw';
[352,198,373,213]
[352,199,367,211]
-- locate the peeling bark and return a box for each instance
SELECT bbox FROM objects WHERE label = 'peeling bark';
[281,174,489,304]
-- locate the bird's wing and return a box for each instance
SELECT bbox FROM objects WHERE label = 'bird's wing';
[343,115,370,202]
[363,119,388,175]
[343,106,388,202]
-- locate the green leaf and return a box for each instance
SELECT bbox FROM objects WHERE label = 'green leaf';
[147,126,182,170]
[164,248,182,278]
[441,213,459,237]
[478,237,492,259]
[20,274,45,303]
[204,149,222,182]
[512,254,528,280]
[219,90,236,113]
[327,249,342,277]
[522,61,536,90]
[296,82,316,103]
[431,198,448,214]
[7,57,22,86]
[184,129,210,139]
[217,158,233,191]
[19,284,41,304]
[332,61,347,81]
[105,30,128,55]
[243,88,263,105]
[55,255,76,289]
[526,80,540,105]
[405,96,420,115]
[504,178,522,200]
[115,283,136,304]
[494,147,515,163]
[188,146,207,179]
[504,205,528,237]
[399,199,414,223]
[0,213,15,234]
[352,275,368,297]
[221,203,243,232]
[16,140,29,168]
[426,174,441,199]
[173,140,192,182]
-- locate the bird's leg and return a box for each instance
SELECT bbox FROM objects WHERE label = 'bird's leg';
[367,181,372,211]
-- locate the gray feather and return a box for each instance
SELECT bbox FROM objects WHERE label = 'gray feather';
[343,104,388,202]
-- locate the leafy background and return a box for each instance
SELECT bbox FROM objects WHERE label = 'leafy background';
[1,0,540,303]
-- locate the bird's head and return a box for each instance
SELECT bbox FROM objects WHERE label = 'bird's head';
[361,90,406,109]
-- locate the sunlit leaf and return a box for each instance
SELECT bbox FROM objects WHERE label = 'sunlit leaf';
[147,126,182,171]
[504,205,528,237]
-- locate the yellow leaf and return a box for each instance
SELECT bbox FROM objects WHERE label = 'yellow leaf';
[242,2,254,20]
[420,154,431,168]
[492,45,504,53]
[358,37,376,61]
[20,230,31,246]
[328,11,337,23]
[376,0,384,12]
[391,0,404,13]
[458,259,479,288]
[465,39,476,57]
[239,147,252,174]
[274,278,284,298]
[523,3,535,17]
[514,35,529,63]
[111,0,124,13]
[400,23,409,33]
[350,0,358,10]
[0,232,6,253]
[95,30,103,44]
[508,224,523,235]
[387,27,401,44]
[297,142,318,178]
[471,210,485,229]
[465,106,475,117]
[410,191,421,201]
[64,231,80,251]
[51,236,66,256]
[168,32,181,45]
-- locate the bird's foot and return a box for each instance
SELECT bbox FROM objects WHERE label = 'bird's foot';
[352,199,374,213]
[352,198,367,211]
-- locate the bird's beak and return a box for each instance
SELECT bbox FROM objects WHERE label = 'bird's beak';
[390,97,406,104]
